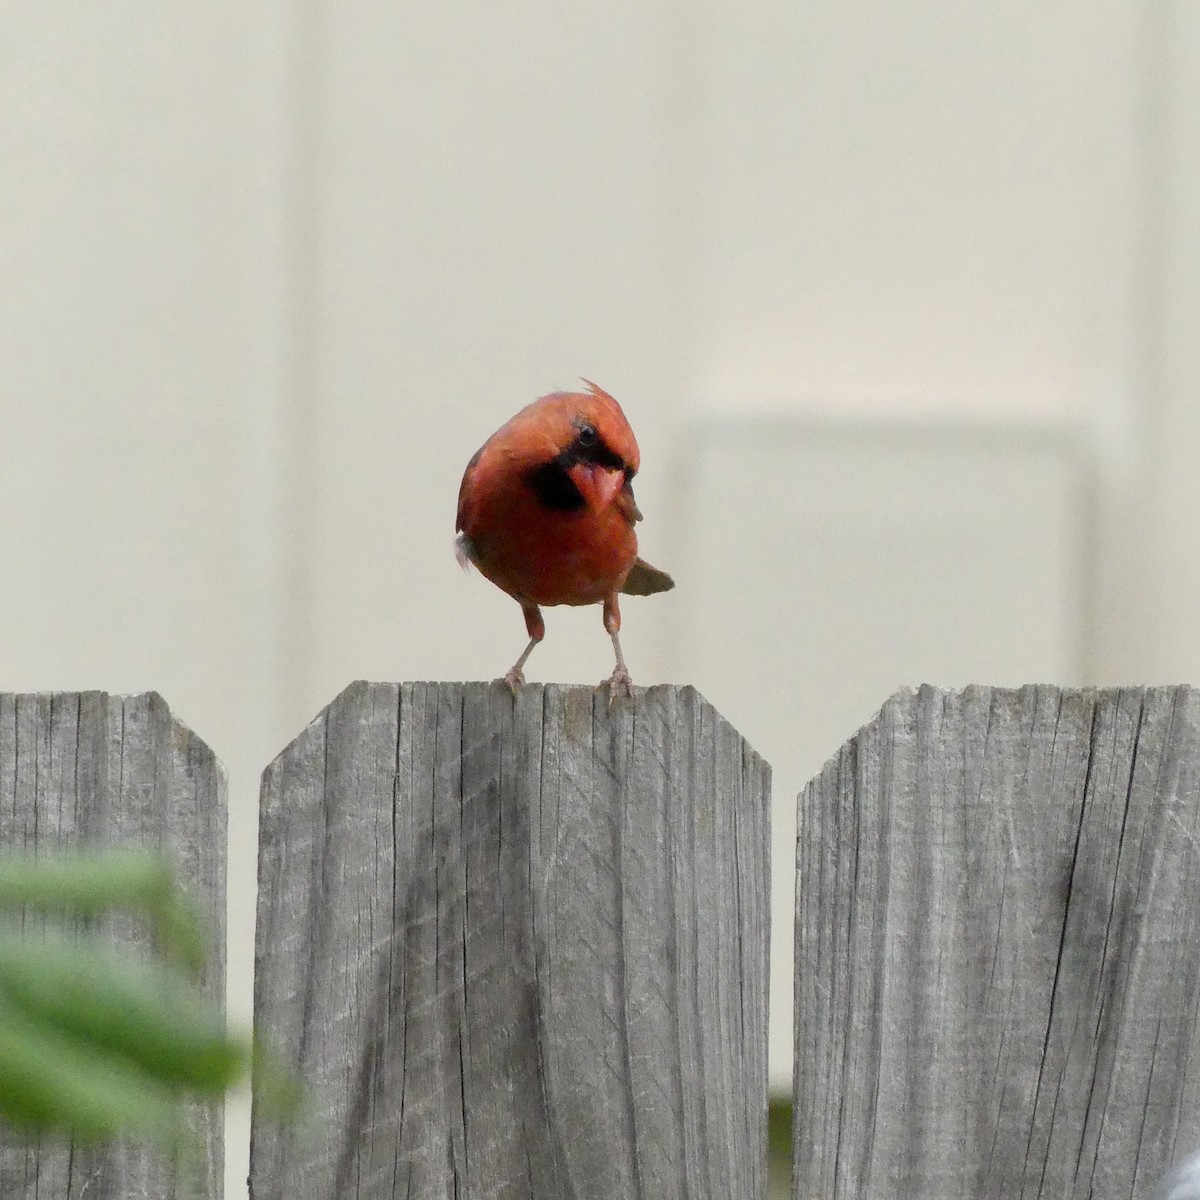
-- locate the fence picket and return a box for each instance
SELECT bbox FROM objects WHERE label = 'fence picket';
[795,685,1200,1198]
[250,681,771,1200]
[0,691,227,1200]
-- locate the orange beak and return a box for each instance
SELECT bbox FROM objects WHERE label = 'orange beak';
[568,463,625,512]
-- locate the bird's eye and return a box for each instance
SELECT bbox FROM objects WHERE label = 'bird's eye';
[576,423,598,447]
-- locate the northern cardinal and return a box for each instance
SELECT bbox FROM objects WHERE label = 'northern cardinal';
[455,382,674,694]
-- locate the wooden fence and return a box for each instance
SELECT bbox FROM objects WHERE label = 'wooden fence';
[1,682,1198,1199]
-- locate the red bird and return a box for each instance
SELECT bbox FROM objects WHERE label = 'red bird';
[455,382,674,694]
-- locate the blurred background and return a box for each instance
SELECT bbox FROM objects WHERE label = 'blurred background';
[3,2,1199,1195]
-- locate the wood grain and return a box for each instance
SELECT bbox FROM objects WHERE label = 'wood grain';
[795,685,1200,1199]
[251,681,770,1200]
[0,691,227,1200]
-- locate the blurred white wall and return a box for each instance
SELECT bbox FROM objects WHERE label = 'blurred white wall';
[3,2,1199,1195]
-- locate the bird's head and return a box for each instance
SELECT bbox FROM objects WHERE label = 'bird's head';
[518,382,642,517]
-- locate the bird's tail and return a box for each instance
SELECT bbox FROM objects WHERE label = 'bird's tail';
[454,533,476,571]
[620,558,675,596]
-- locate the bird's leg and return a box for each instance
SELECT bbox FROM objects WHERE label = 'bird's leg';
[504,604,544,691]
[600,595,634,699]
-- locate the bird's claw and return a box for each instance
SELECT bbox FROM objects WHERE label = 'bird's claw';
[598,668,634,704]
[502,667,526,694]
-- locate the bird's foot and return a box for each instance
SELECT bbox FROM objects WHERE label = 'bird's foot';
[598,667,634,703]
[502,667,526,694]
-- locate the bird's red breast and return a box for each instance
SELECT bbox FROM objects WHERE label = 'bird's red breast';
[456,382,645,607]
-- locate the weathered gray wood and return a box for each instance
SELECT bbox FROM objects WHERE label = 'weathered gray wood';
[251,681,770,1200]
[0,691,227,1200]
[795,685,1200,1199]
